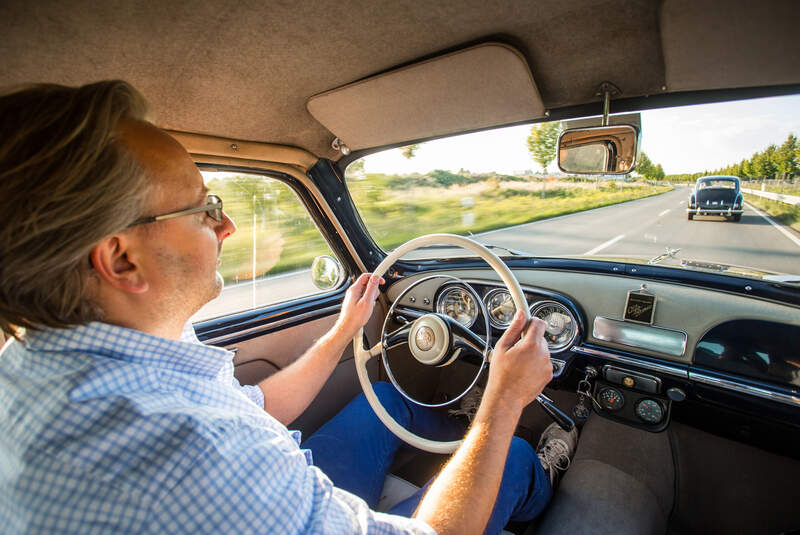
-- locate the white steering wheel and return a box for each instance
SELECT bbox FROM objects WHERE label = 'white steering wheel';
[352,233,530,454]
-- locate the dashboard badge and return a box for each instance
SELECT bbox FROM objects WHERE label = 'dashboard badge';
[415,326,435,351]
[624,286,656,325]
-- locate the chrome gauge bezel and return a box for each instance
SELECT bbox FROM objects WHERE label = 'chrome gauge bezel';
[529,300,579,353]
[483,288,516,329]
[435,284,479,328]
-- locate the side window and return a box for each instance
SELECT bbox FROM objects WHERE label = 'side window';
[193,171,343,321]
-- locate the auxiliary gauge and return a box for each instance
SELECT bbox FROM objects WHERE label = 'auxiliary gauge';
[635,399,664,424]
[598,387,625,412]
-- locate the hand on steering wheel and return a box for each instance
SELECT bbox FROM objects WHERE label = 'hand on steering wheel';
[353,233,573,454]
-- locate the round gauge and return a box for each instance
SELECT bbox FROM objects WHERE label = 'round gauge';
[635,399,664,424]
[436,286,478,327]
[598,387,625,412]
[529,301,578,352]
[484,289,516,328]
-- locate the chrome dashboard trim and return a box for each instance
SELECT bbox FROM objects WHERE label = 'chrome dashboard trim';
[202,304,341,345]
[571,345,688,378]
[689,371,800,409]
[592,316,687,357]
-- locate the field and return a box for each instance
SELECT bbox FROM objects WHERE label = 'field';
[207,171,672,284]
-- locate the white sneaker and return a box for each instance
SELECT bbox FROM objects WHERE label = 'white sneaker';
[448,386,483,422]
[536,422,578,487]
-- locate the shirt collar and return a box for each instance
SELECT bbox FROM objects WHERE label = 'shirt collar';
[23,321,232,378]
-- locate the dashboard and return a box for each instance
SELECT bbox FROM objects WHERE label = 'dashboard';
[385,267,800,432]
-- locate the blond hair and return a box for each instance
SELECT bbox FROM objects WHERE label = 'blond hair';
[0,80,151,337]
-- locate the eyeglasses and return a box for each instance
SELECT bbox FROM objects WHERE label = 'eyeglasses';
[128,194,223,228]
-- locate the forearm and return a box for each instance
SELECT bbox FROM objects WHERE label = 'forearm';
[415,388,523,535]
[257,324,351,425]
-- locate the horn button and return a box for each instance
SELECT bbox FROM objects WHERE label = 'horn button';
[409,314,450,365]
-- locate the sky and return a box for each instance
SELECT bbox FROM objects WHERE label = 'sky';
[360,94,800,176]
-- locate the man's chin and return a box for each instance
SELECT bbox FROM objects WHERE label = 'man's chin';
[212,271,224,297]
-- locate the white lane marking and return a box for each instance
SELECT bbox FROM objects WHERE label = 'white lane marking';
[678,200,685,206]
[584,234,625,255]
[658,209,671,217]
[745,202,800,249]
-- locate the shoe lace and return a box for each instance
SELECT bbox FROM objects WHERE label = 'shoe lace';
[448,388,483,421]
[537,438,572,473]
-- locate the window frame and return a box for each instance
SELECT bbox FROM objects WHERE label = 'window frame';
[193,164,360,344]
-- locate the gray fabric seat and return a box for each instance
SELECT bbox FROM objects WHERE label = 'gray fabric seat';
[532,416,674,535]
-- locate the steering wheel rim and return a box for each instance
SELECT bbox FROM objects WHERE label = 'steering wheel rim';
[352,233,530,454]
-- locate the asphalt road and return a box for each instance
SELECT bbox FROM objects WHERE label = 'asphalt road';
[194,187,800,321]
[481,187,800,275]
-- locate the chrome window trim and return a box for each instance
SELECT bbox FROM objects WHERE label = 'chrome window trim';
[202,304,341,345]
[593,316,687,357]
[689,371,800,409]
[571,345,688,378]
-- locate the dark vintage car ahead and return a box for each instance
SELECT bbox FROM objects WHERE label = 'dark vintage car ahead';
[687,175,744,221]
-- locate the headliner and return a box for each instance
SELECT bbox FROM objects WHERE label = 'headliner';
[1,0,798,160]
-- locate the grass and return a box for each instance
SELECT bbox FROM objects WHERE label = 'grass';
[350,178,670,255]
[743,193,800,232]
[209,171,673,284]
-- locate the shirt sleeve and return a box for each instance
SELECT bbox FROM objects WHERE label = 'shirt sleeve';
[237,382,265,409]
[145,423,437,535]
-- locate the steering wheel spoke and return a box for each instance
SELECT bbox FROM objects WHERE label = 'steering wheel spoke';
[444,315,489,356]
[353,233,572,454]
[383,322,412,350]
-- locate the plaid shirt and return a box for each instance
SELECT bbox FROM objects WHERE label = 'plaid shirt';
[0,322,435,534]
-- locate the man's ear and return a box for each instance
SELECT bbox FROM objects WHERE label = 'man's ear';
[90,235,149,294]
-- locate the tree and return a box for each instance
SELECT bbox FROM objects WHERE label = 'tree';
[654,163,665,181]
[400,143,421,159]
[345,158,365,180]
[636,152,656,178]
[751,147,778,178]
[776,134,799,177]
[526,121,562,172]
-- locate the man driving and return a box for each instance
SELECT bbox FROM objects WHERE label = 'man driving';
[0,81,575,534]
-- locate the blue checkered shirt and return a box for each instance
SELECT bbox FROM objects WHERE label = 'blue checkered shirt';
[0,322,435,534]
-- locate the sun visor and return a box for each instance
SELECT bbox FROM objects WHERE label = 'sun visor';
[307,43,545,151]
[660,0,800,92]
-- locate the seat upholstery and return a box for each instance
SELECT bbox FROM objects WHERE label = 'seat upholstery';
[533,415,674,535]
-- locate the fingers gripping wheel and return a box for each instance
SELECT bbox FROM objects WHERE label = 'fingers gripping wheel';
[353,233,535,454]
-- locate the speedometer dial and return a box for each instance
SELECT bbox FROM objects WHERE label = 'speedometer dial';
[529,301,578,352]
[436,286,478,327]
[484,289,516,328]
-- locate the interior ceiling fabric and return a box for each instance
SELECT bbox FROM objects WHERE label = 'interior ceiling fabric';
[307,43,546,151]
[0,0,797,159]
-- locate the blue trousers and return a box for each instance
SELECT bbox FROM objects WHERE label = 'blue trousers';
[302,382,553,535]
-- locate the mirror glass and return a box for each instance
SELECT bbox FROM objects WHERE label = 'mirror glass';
[558,125,639,174]
[310,255,344,290]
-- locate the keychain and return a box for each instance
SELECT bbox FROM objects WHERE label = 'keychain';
[573,366,598,422]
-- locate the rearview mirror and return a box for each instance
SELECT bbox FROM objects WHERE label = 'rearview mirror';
[310,255,344,290]
[557,125,640,174]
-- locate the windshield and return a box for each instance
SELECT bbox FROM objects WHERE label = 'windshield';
[346,95,800,281]
[698,178,737,189]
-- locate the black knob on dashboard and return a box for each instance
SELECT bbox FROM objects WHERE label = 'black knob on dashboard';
[667,387,686,402]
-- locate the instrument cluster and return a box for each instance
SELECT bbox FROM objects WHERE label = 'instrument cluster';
[434,283,580,354]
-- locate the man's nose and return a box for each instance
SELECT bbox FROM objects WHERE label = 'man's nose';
[216,210,236,240]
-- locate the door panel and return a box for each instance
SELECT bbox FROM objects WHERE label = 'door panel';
[224,304,385,437]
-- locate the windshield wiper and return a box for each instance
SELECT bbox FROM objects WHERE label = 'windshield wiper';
[648,247,681,265]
